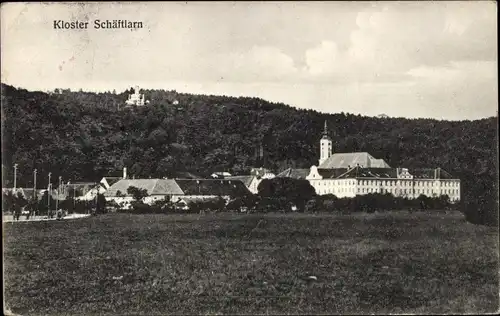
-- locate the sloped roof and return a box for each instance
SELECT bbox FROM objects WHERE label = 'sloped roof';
[47,188,67,200]
[371,159,391,168]
[317,168,350,179]
[409,168,456,179]
[67,182,96,196]
[333,167,457,180]
[251,168,272,177]
[20,188,36,200]
[102,177,122,187]
[225,176,255,187]
[319,152,391,169]
[104,178,249,197]
[104,179,184,197]
[276,168,310,179]
[343,167,399,179]
[2,188,33,199]
[175,179,250,197]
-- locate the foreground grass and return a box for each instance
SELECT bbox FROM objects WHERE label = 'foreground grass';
[4,211,499,315]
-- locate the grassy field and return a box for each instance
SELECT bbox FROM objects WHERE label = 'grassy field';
[3,211,499,315]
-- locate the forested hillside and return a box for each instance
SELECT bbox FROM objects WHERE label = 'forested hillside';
[1,83,497,210]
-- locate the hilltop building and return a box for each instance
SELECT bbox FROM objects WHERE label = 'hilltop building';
[278,121,461,202]
[125,86,147,106]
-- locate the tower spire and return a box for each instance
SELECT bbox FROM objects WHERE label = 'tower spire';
[321,120,331,140]
[319,120,333,166]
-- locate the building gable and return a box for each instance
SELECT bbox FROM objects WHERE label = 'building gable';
[105,179,184,197]
[318,152,391,169]
[276,168,310,179]
[306,166,323,180]
[174,179,250,197]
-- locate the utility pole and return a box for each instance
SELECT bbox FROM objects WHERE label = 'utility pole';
[47,172,51,217]
[33,169,37,216]
[33,169,37,199]
[13,164,18,192]
[56,176,61,212]
[94,182,98,215]
[73,183,76,212]
[68,181,75,212]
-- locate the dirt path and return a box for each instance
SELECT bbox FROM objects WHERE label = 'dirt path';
[3,213,91,223]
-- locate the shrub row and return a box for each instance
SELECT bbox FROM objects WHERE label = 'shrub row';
[111,193,459,215]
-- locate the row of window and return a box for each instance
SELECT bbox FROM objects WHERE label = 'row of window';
[316,187,355,194]
[441,189,459,195]
[359,188,460,195]
[318,188,459,197]
[316,180,460,187]
[316,181,355,186]
[316,187,459,196]
[318,187,460,195]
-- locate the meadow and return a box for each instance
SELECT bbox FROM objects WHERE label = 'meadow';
[4,211,499,315]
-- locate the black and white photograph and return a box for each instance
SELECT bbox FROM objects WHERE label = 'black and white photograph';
[1,1,498,315]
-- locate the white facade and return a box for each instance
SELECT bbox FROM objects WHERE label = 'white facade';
[304,124,462,202]
[75,185,106,201]
[319,137,332,166]
[248,177,261,194]
[306,166,461,201]
[106,194,231,210]
[319,121,333,166]
[125,86,146,106]
[249,173,276,194]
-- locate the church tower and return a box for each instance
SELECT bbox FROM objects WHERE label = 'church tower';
[319,120,332,166]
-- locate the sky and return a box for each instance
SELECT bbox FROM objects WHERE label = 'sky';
[1,1,497,120]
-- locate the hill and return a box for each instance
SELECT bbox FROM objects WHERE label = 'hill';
[1,83,497,222]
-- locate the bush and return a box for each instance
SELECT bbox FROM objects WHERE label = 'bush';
[461,194,498,227]
[225,195,259,212]
[253,197,287,213]
[311,193,456,214]
[305,198,323,213]
[257,178,316,211]
[187,197,226,213]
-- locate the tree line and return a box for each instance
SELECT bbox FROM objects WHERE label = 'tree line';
[1,84,497,225]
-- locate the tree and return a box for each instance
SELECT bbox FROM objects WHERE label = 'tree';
[1,83,497,225]
[127,186,149,202]
[257,178,316,211]
[157,156,177,177]
[2,191,15,213]
[37,191,50,215]
[14,192,28,211]
[25,198,39,216]
[96,193,107,214]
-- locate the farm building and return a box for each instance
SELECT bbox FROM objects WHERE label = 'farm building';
[224,170,276,194]
[276,168,310,180]
[223,176,259,194]
[104,178,251,209]
[65,182,102,201]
